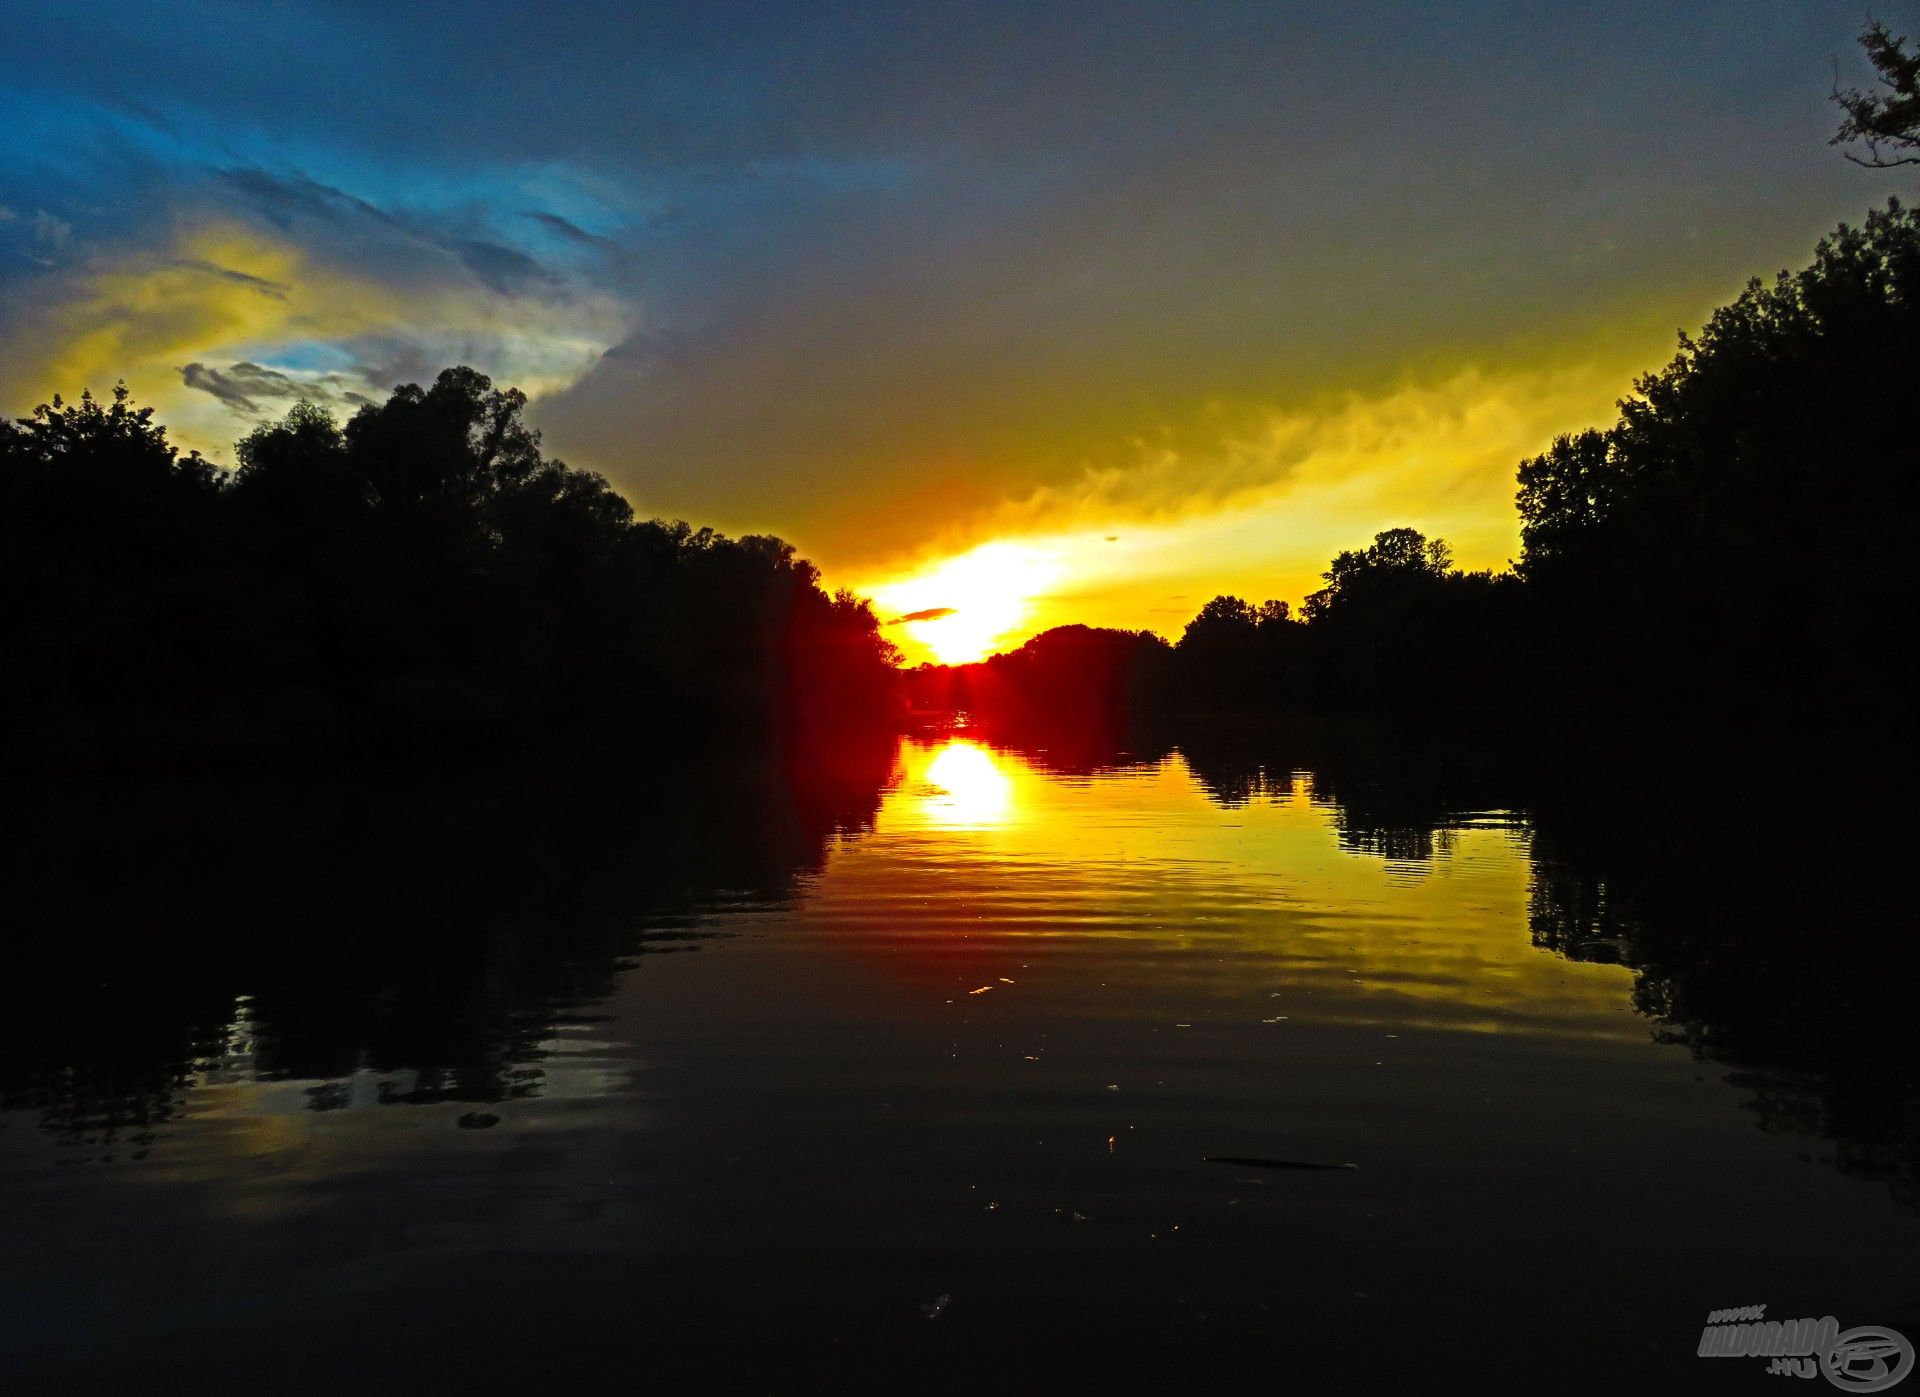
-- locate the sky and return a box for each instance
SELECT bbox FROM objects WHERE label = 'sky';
[1,1,1908,663]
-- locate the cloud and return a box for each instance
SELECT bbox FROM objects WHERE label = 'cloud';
[0,212,628,457]
[0,0,1898,633]
[890,606,956,625]
[212,165,399,230]
[851,349,1651,662]
[854,347,1648,589]
[178,359,376,418]
[166,258,289,297]
[0,206,76,258]
[213,165,566,296]
[524,210,617,249]
[987,360,1638,539]
[179,359,296,413]
[30,211,72,248]
[448,237,555,295]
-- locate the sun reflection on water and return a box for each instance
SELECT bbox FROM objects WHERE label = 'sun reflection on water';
[919,740,1015,828]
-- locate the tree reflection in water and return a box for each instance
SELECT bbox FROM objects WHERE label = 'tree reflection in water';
[0,734,897,1161]
[1174,723,1920,1212]
[0,722,1911,1214]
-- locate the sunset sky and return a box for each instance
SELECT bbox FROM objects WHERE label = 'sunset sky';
[1,2,1905,662]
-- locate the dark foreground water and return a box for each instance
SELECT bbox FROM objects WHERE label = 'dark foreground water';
[1,730,1914,1393]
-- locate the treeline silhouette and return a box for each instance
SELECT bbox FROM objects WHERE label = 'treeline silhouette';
[0,367,900,768]
[912,201,1918,745]
[7,204,1914,767]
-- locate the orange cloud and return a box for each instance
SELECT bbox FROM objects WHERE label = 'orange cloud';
[851,346,1652,662]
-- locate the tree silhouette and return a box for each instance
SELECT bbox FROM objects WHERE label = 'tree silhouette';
[1301,526,1452,622]
[1,367,902,769]
[1833,20,1920,168]
[1516,200,1918,725]
[12,202,1918,762]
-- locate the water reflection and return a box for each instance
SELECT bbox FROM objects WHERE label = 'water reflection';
[0,731,1910,1201]
[917,739,1015,828]
[1175,726,1920,1210]
[0,728,1914,1390]
[0,739,897,1163]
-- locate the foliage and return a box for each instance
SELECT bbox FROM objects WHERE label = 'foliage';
[1516,199,1918,721]
[1833,20,1920,168]
[1,368,901,767]
[9,201,1916,760]
[924,205,1917,733]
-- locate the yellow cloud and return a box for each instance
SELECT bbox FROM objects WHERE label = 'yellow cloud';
[851,347,1649,662]
[3,219,626,460]
[41,226,366,385]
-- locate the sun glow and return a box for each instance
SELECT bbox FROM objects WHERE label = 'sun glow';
[919,740,1015,828]
[865,541,1064,665]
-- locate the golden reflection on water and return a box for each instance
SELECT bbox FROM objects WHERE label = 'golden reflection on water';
[832,737,1641,1038]
[2,735,1645,1190]
[915,738,1017,829]
[7,739,1917,1392]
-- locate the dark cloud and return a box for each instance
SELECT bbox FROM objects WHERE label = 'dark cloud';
[179,360,378,419]
[891,607,956,625]
[1,1,1906,568]
[525,211,616,248]
[168,259,288,298]
[179,360,299,414]
[213,165,561,296]
[213,165,399,230]
[450,237,555,295]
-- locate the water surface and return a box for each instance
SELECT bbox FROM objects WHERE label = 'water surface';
[2,733,1913,1392]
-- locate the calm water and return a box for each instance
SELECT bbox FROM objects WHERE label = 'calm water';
[2,731,1914,1393]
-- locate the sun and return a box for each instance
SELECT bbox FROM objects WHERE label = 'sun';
[914,609,1014,666]
[865,541,1062,666]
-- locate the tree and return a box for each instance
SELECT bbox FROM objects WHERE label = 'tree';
[1833,20,1920,168]
[1515,429,1631,577]
[2,368,905,768]
[1515,201,1920,722]
[1180,595,1258,646]
[1303,527,1452,620]
[0,382,221,579]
